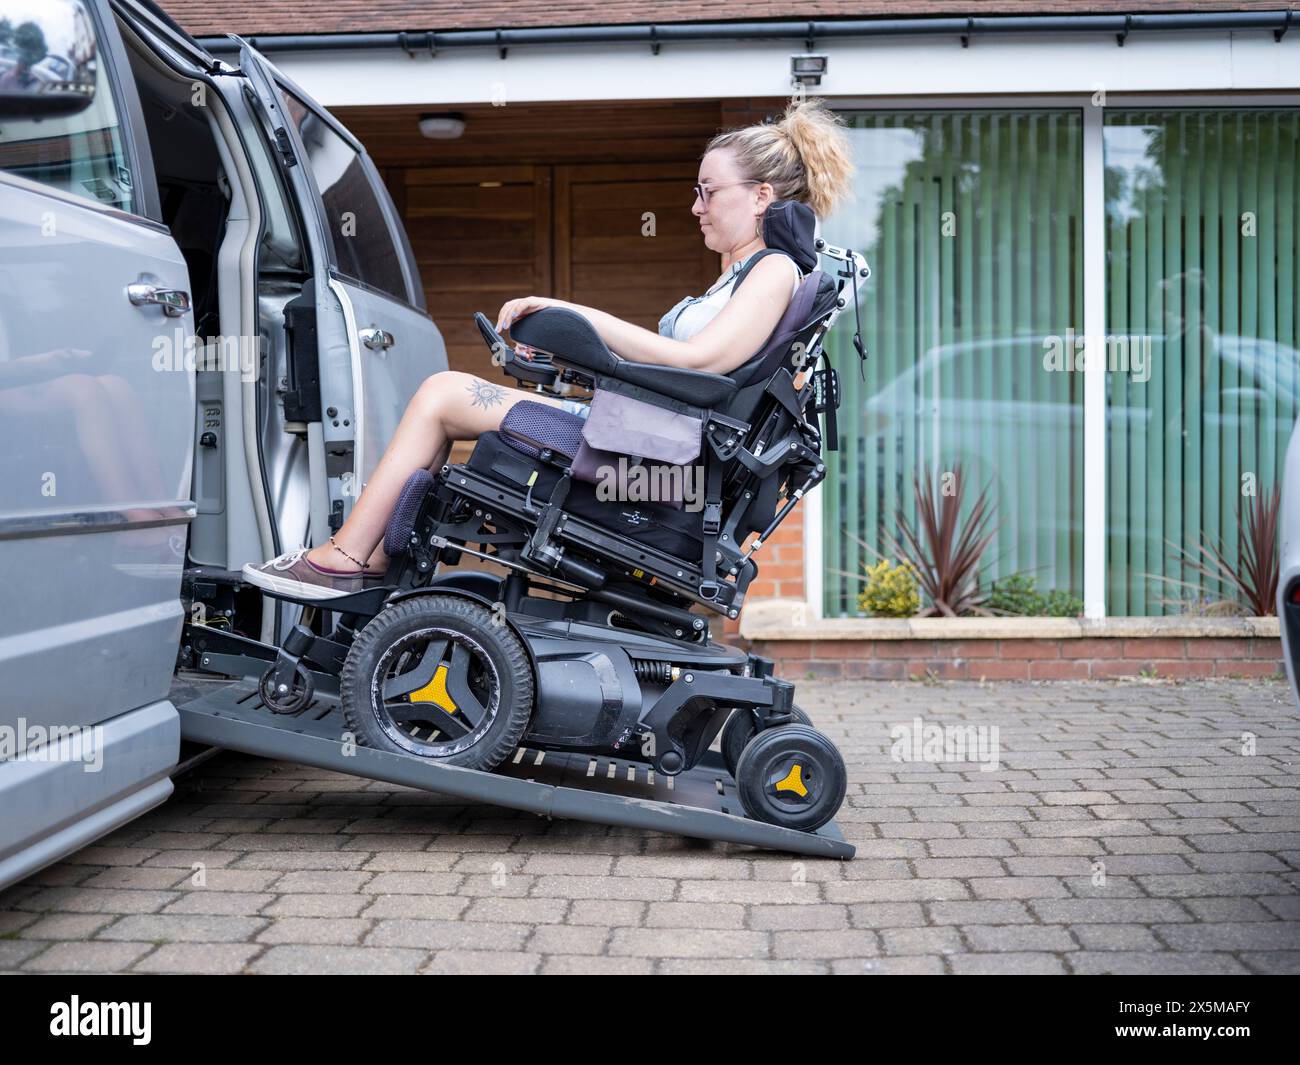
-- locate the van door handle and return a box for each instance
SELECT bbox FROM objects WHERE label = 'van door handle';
[127,281,191,317]
[359,327,394,351]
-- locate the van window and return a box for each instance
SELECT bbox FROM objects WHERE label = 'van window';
[276,86,407,301]
[0,2,136,213]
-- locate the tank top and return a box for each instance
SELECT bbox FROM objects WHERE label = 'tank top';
[658,250,803,342]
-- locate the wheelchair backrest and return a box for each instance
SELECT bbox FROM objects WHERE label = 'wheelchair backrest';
[722,269,841,429]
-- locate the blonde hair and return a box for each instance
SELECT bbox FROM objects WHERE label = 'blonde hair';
[705,98,855,219]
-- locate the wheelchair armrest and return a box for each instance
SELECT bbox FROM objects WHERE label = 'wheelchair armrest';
[512,306,739,408]
[510,307,620,376]
[614,362,737,408]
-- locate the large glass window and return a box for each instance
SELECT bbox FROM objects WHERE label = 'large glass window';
[1105,109,1300,614]
[277,86,408,301]
[822,111,1084,617]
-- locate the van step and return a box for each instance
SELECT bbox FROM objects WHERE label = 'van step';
[174,680,854,859]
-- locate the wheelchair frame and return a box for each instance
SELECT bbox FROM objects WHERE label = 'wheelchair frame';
[174,239,869,857]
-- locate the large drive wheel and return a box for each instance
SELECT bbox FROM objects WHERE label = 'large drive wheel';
[720,704,812,779]
[340,595,533,771]
[735,723,847,833]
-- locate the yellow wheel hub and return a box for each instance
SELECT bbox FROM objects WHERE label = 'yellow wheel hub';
[407,664,459,716]
[774,762,809,798]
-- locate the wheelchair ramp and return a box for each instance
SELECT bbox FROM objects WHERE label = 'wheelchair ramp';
[174,680,854,859]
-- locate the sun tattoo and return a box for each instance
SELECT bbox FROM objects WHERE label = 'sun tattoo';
[467,379,508,409]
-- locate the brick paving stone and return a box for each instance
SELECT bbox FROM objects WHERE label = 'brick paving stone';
[367,919,529,952]
[657,958,827,974]
[748,905,850,931]
[1237,952,1300,974]
[1067,951,1251,975]
[23,941,154,972]
[249,945,426,974]
[255,918,370,945]
[132,943,263,974]
[880,926,963,955]
[838,955,946,974]
[962,925,1077,952]
[608,928,769,959]
[160,891,276,916]
[97,914,268,943]
[263,894,369,918]
[424,950,541,974]
[539,955,655,974]
[526,925,609,955]
[1069,924,1165,951]
[0,678,1293,975]
[949,952,1068,974]
[16,913,116,940]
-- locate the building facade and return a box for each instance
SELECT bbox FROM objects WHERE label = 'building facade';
[164,1,1299,678]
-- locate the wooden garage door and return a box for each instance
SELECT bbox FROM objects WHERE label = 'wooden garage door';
[555,162,721,327]
[401,164,552,377]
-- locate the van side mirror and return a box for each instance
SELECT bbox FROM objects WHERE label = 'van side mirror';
[0,1,97,119]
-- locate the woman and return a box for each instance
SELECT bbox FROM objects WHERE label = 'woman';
[245,98,854,601]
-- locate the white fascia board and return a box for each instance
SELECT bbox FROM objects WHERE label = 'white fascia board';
[271,32,1300,109]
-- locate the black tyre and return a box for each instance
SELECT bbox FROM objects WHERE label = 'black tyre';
[735,723,847,833]
[258,662,315,715]
[340,595,533,771]
[720,704,811,779]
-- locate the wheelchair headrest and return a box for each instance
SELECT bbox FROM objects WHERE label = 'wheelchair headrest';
[761,200,819,273]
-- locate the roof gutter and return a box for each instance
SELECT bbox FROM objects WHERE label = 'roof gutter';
[195,11,1299,55]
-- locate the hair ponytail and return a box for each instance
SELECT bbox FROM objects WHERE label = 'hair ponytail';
[705,97,856,219]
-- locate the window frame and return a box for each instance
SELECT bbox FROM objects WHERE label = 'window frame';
[270,72,426,313]
[813,93,1300,622]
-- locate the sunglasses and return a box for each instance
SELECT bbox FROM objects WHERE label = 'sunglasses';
[692,179,761,208]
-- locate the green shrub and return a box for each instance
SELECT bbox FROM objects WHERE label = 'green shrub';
[858,559,921,618]
[987,574,1082,617]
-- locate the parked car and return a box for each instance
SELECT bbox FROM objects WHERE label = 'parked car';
[0,0,446,890]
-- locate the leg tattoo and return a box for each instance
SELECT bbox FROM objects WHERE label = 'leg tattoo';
[466,379,508,409]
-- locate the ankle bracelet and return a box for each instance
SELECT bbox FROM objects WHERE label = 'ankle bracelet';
[328,535,367,571]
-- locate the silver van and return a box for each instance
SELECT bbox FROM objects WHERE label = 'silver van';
[0,0,445,889]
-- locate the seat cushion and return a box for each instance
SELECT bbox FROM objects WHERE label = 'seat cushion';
[465,430,704,561]
[499,400,585,462]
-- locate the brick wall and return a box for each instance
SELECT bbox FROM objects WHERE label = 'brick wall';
[744,635,1285,681]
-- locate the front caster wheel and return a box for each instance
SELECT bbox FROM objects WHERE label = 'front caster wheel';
[340,595,534,771]
[735,724,847,833]
[258,662,315,714]
[720,704,812,779]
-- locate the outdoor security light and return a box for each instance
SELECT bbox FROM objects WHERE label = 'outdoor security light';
[790,53,828,87]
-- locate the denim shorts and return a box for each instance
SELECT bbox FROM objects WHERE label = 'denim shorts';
[557,397,591,420]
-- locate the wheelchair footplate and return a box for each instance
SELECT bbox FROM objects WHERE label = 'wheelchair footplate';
[174,680,855,860]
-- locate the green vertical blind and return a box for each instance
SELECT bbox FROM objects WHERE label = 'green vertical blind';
[821,111,1084,617]
[1104,110,1300,614]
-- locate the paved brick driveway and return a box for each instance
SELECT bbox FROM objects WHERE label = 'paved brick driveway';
[2,678,1298,974]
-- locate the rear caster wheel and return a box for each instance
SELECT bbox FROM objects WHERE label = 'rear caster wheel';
[340,594,534,771]
[258,662,315,714]
[735,723,847,833]
[720,704,811,779]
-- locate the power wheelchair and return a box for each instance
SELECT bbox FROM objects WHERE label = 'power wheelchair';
[187,205,870,836]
